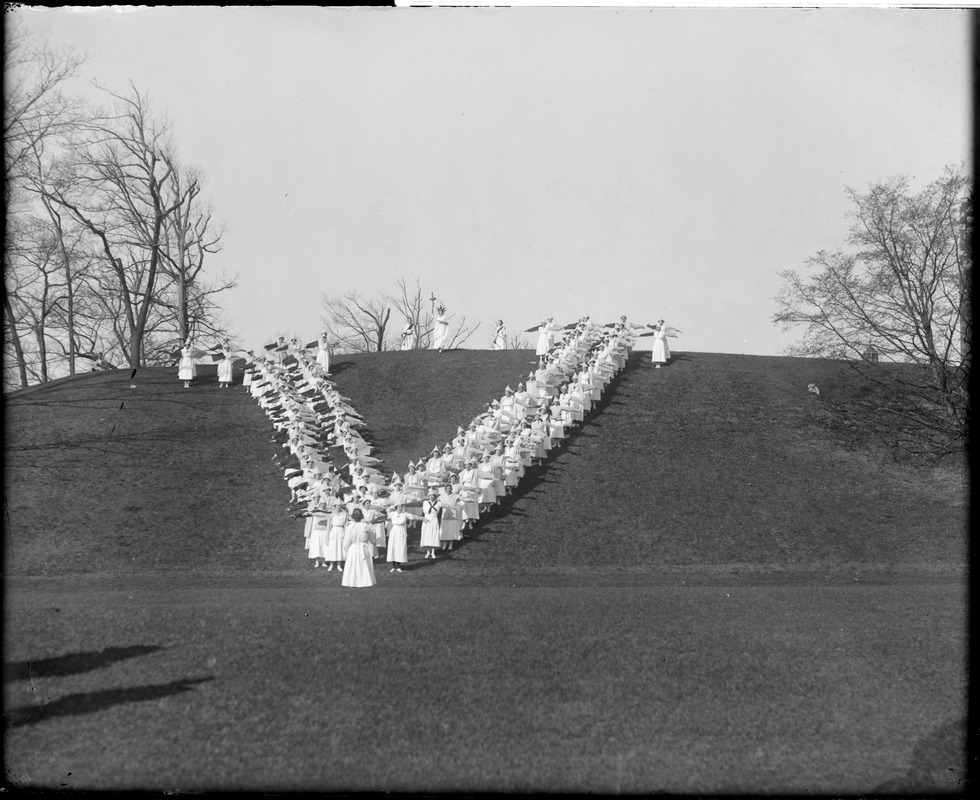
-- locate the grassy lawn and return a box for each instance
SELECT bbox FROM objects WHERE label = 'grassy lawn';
[3,348,968,792]
[2,578,966,793]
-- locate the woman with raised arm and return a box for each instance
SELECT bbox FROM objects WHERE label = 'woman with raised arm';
[315,332,331,374]
[650,319,681,368]
[178,337,197,389]
[217,341,234,389]
[433,305,450,352]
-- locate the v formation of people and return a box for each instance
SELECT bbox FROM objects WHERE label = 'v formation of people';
[177,317,680,586]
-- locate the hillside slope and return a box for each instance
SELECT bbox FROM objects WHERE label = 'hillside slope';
[3,350,966,577]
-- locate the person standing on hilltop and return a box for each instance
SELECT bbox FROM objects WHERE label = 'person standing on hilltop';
[401,319,417,351]
[315,332,331,374]
[527,317,559,362]
[178,337,197,389]
[433,305,450,353]
[649,320,681,368]
[492,320,506,350]
[217,340,234,388]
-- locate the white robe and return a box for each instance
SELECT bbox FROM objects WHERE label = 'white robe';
[433,315,449,350]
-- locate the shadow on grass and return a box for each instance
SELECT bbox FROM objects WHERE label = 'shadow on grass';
[872,718,966,793]
[326,360,355,377]
[3,645,165,682]
[4,676,215,729]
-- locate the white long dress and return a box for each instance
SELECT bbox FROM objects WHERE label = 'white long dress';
[534,326,552,356]
[420,500,442,548]
[217,352,234,384]
[386,511,409,563]
[324,509,348,562]
[308,512,330,560]
[433,315,449,350]
[316,340,330,371]
[493,325,506,350]
[439,493,462,542]
[178,346,196,381]
[401,326,416,350]
[341,523,377,587]
[651,327,671,365]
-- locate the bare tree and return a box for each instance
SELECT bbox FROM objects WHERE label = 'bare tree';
[45,85,196,368]
[3,19,86,201]
[383,277,481,350]
[157,162,233,346]
[321,290,391,353]
[773,166,970,452]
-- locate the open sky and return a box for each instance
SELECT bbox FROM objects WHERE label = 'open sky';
[10,6,972,355]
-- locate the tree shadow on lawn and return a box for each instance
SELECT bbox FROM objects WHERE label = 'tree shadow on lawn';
[4,676,215,729]
[3,645,165,682]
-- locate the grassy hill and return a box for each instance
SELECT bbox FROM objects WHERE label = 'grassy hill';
[2,349,967,793]
[3,349,966,578]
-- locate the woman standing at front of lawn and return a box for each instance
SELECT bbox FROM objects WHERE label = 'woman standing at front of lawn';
[341,507,376,587]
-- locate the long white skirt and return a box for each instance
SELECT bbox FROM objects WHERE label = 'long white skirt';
[373,522,386,549]
[341,542,376,587]
[308,523,329,559]
[178,357,196,381]
[652,337,670,364]
[420,517,441,548]
[324,526,346,561]
[218,359,233,383]
[535,332,550,356]
[316,349,330,371]
[440,516,461,541]
[387,524,408,563]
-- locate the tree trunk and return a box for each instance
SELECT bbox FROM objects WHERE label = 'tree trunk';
[3,284,29,388]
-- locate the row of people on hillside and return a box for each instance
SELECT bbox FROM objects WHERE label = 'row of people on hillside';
[294,315,645,583]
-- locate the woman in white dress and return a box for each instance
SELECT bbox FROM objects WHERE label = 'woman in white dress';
[308,499,331,568]
[420,490,442,559]
[492,320,506,350]
[438,483,462,551]
[324,500,349,572]
[178,338,197,388]
[475,454,498,513]
[217,344,234,388]
[341,507,376,587]
[530,318,557,358]
[400,321,417,351]
[432,306,450,352]
[454,467,480,530]
[386,503,409,572]
[650,320,676,368]
[315,333,331,374]
[363,497,386,560]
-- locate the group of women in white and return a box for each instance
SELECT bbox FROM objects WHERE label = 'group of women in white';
[188,312,678,588]
[177,338,240,388]
[261,316,671,586]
